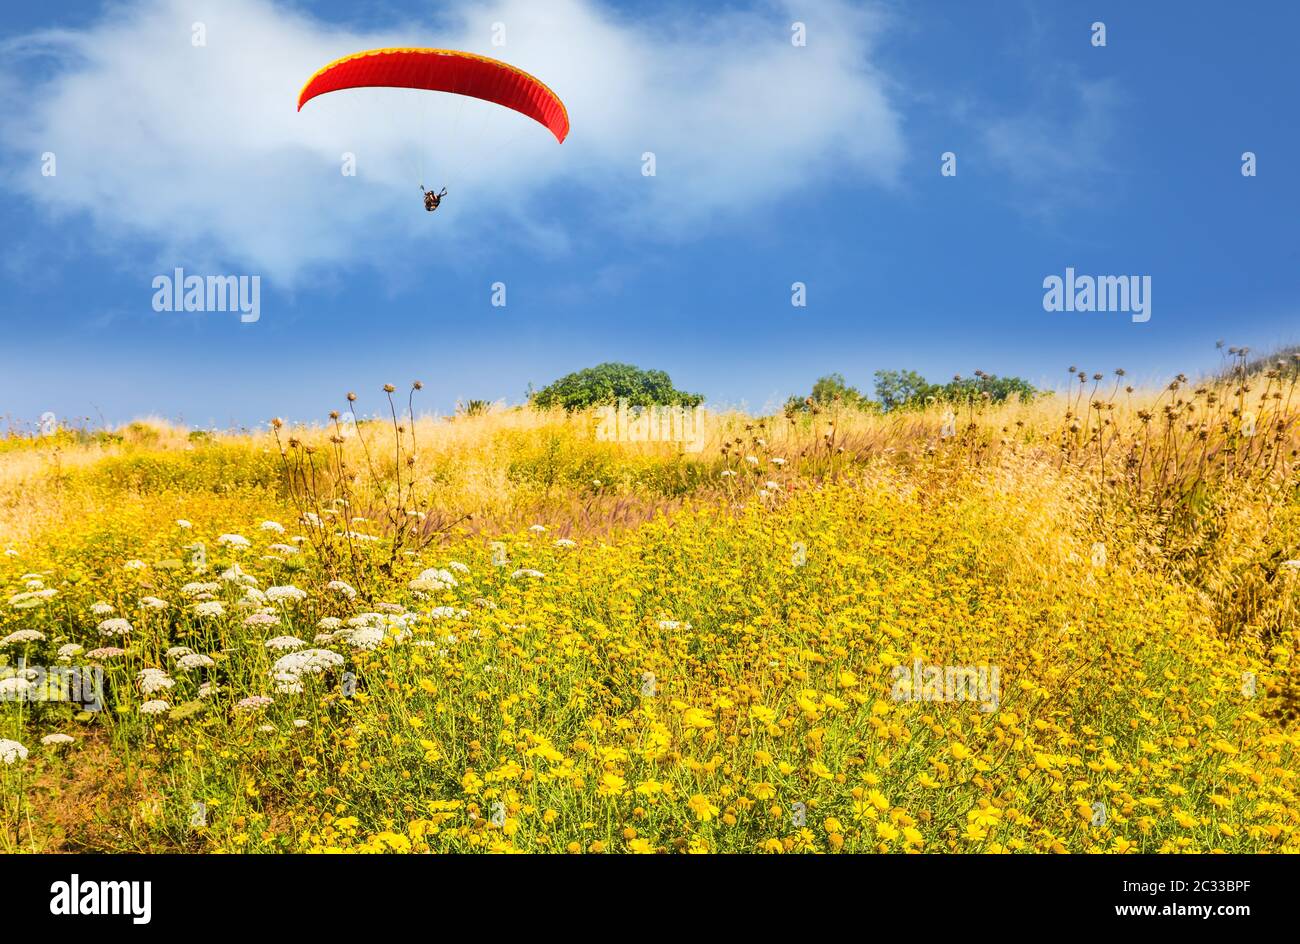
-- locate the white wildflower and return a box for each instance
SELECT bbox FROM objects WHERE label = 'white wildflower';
[9,588,56,609]
[221,564,257,586]
[266,585,307,603]
[266,636,307,652]
[273,649,344,676]
[137,668,175,695]
[86,647,126,660]
[0,629,45,647]
[97,617,133,637]
[327,581,357,599]
[0,677,33,700]
[409,568,457,593]
[346,626,385,650]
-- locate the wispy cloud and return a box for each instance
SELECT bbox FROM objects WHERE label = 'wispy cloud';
[0,0,904,283]
[983,74,1120,189]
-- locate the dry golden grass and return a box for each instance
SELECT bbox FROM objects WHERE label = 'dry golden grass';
[2,362,1299,853]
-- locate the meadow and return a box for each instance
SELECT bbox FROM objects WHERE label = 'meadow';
[1,356,1298,853]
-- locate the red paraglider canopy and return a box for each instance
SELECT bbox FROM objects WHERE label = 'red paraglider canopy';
[297,48,569,143]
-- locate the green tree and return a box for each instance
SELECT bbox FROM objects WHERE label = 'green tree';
[939,372,1037,405]
[785,373,876,414]
[874,369,1037,411]
[873,369,937,411]
[531,362,704,411]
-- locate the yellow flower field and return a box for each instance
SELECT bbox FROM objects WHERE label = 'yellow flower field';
[1,368,1298,853]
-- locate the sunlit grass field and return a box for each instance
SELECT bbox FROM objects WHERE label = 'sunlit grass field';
[2,360,1299,853]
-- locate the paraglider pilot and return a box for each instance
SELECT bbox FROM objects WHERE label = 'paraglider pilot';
[422,186,448,212]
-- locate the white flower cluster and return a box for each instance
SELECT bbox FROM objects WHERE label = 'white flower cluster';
[270,648,343,684]
[266,585,307,603]
[181,581,220,597]
[97,618,133,637]
[0,629,45,647]
[0,677,33,700]
[137,668,175,695]
[9,588,57,609]
[57,643,84,661]
[345,626,386,650]
[327,581,357,599]
[265,636,307,652]
[409,568,458,593]
[222,564,257,586]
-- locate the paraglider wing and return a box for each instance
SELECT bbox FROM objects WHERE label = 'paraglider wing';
[297,48,569,143]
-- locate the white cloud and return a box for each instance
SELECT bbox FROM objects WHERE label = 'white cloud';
[980,71,1121,216]
[0,0,903,283]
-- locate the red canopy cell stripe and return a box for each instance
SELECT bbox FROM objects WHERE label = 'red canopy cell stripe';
[297,48,569,143]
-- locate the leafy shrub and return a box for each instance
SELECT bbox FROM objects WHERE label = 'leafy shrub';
[531,363,703,411]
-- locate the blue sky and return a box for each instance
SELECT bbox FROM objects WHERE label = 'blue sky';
[1,0,1297,429]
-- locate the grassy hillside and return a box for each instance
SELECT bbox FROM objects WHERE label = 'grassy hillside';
[1,367,1298,852]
